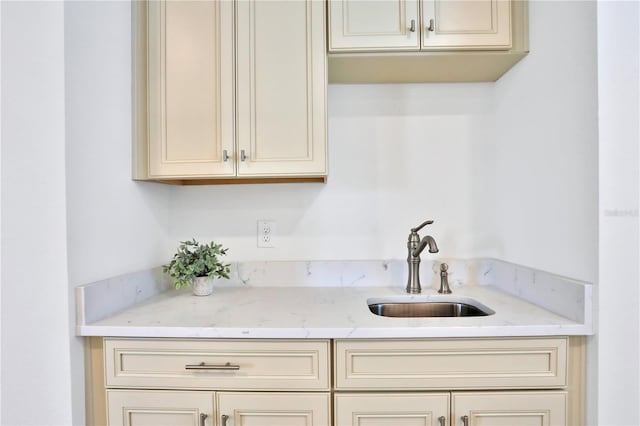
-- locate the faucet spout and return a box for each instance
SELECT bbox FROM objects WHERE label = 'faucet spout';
[412,235,439,258]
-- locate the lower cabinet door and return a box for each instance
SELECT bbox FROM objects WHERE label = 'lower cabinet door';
[452,391,568,426]
[217,392,331,426]
[107,390,215,426]
[334,393,450,426]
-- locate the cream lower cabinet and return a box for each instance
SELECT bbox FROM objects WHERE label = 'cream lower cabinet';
[335,391,567,426]
[452,391,568,426]
[90,337,584,426]
[99,339,331,426]
[134,0,327,183]
[333,337,582,426]
[335,393,450,426]
[107,390,214,426]
[107,390,329,426]
[218,392,331,426]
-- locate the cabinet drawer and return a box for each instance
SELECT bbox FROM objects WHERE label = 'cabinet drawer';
[105,338,330,390]
[335,337,567,390]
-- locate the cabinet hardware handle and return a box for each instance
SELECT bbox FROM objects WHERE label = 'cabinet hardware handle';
[199,413,208,426]
[462,415,469,426]
[222,150,230,162]
[409,19,416,32]
[240,150,247,162]
[185,362,240,371]
[221,414,229,426]
[438,415,446,426]
[427,18,435,32]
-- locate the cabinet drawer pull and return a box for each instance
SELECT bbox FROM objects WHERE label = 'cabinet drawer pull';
[427,18,435,32]
[185,362,240,371]
[221,414,229,426]
[199,413,208,426]
[222,150,230,162]
[438,416,446,426]
[462,415,469,426]
[409,19,416,32]
[240,150,248,162]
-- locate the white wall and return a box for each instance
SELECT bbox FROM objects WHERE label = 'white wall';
[170,1,598,284]
[1,2,73,424]
[492,0,599,283]
[170,83,497,262]
[0,2,3,420]
[597,1,640,424]
[64,2,172,424]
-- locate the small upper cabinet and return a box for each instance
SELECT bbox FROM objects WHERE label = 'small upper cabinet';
[328,0,528,83]
[133,0,327,184]
[329,0,420,51]
[329,0,511,52]
[421,0,511,50]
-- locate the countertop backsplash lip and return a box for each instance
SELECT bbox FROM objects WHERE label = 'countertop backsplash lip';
[75,258,593,338]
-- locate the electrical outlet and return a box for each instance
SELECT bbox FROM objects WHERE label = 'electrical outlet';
[257,220,275,248]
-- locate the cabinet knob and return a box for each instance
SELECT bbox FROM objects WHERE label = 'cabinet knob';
[461,415,469,426]
[222,150,230,162]
[438,415,446,426]
[240,150,248,162]
[427,18,435,32]
[409,19,416,32]
[221,414,229,426]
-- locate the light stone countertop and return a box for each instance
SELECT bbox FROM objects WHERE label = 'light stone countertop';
[76,259,593,339]
[77,282,591,339]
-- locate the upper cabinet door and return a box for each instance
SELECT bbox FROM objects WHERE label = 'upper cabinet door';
[147,0,235,178]
[421,0,512,49]
[235,0,327,177]
[328,0,420,51]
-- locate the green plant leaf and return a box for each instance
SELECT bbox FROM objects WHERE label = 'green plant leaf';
[163,239,231,289]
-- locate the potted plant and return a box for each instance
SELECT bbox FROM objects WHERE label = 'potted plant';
[163,239,231,296]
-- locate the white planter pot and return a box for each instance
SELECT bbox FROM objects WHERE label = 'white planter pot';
[192,276,215,296]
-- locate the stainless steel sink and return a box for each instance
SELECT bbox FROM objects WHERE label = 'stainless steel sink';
[367,296,494,318]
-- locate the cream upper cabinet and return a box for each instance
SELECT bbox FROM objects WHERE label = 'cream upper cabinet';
[235,0,327,178]
[421,0,512,50]
[329,0,511,52]
[134,0,327,184]
[328,0,420,51]
[327,0,526,83]
[145,0,235,178]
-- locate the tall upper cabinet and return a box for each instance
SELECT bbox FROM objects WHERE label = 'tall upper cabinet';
[133,1,327,184]
[328,0,528,83]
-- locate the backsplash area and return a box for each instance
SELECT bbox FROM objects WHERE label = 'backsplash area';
[77,258,591,327]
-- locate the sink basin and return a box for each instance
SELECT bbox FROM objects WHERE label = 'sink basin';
[367,296,495,318]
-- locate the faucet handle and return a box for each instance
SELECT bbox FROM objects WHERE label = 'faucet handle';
[411,220,434,233]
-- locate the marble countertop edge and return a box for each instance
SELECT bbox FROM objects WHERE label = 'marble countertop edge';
[76,323,592,339]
